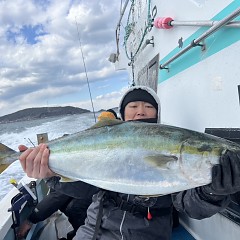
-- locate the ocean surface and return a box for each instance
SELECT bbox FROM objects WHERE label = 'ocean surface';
[0,112,97,201]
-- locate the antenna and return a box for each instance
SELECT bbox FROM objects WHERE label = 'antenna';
[75,18,97,123]
[24,138,35,147]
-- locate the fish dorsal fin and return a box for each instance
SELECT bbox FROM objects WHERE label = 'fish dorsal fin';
[145,154,178,170]
[89,119,124,129]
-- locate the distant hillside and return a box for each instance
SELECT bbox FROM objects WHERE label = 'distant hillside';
[0,106,90,123]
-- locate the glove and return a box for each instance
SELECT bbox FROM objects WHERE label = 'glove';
[202,150,240,196]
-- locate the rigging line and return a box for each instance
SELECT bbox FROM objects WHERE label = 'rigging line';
[75,18,97,123]
[116,0,130,56]
[116,0,123,55]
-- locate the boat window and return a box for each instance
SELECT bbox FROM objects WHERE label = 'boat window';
[137,54,159,92]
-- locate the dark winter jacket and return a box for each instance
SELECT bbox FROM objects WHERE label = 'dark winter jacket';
[28,178,98,232]
[73,188,229,240]
[73,86,230,240]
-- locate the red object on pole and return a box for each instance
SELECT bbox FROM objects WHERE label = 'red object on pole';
[154,17,173,29]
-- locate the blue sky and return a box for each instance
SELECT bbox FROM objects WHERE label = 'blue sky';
[0,0,129,116]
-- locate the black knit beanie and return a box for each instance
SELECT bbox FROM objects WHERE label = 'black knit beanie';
[120,89,158,120]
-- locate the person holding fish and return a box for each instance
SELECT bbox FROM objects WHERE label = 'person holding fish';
[18,86,240,240]
[16,176,98,239]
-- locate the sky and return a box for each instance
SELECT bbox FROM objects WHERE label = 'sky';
[0,0,130,117]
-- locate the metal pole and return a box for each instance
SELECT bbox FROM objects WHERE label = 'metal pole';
[171,20,240,28]
[116,0,130,32]
[194,8,240,45]
[160,8,240,69]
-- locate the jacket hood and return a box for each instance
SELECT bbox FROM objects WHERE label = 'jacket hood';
[119,86,161,123]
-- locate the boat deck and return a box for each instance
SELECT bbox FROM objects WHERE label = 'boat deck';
[172,224,196,240]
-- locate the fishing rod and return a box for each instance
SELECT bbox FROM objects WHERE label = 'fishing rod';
[75,18,97,123]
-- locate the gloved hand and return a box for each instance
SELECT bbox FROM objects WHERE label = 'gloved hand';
[202,150,240,196]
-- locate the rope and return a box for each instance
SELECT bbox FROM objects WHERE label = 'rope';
[75,18,97,123]
[124,0,153,60]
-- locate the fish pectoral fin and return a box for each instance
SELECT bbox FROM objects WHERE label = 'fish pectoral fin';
[59,176,77,182]
[145,154,178,169]
[138,194,164,197]
[88,119,123,129]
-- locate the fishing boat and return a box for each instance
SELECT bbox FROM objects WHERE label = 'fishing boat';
[1,0,240,239]
[109,0,240,239]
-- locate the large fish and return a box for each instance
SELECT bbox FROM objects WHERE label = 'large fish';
[1,119,240,196]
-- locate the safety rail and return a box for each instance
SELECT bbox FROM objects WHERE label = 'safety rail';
[171,20,240,28]
[159,7,240,70]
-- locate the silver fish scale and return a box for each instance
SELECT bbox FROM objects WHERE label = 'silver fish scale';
[48,121,240,195]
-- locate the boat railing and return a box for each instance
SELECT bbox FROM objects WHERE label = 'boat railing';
[159,7,240,70]
[170,20,240,28]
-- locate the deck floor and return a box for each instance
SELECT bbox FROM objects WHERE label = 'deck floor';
[172,225,196,240]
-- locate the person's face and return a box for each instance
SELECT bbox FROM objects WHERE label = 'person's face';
[124,101,157,121]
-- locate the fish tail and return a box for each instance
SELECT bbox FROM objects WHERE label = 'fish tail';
[0,164,11,173]
[0,143,18,173]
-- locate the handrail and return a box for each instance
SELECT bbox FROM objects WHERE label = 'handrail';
[160,8,240,70]
[171,20,240,28]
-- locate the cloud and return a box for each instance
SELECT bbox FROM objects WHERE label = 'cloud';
[71,86,128,113]
[0,0,129,117]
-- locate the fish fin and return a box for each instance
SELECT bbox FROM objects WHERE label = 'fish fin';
[0,143,16,154]
[138,194,164,197]
[145,154,178,169]
[0,143,18,172]
[0,164,11,173]
[89,119,124,129]
[59,176,77,182]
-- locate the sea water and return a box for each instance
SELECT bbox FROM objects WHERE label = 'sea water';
[0,112,97,200]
